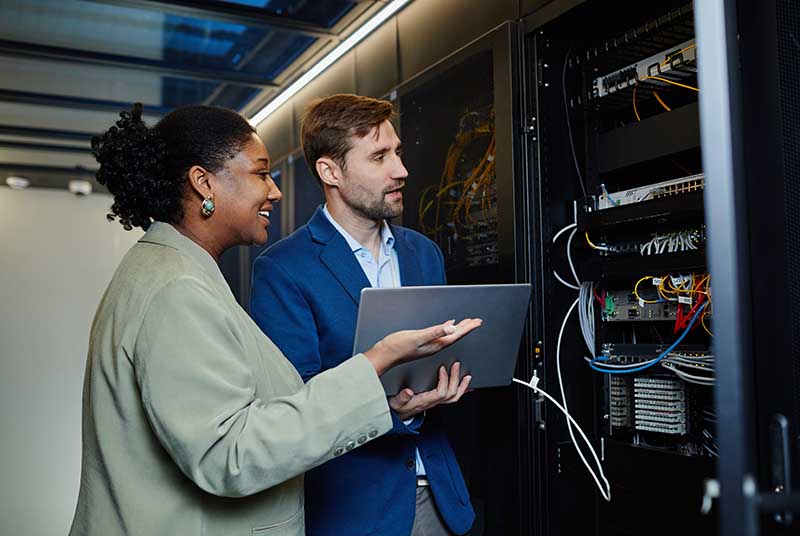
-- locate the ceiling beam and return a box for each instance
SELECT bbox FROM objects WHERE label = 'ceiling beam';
[84,0,337,39]
[0,140,91,154]
[0,125,95,143]
[0,39,279,88]
[0,89,170,116]
[0,163,97,176]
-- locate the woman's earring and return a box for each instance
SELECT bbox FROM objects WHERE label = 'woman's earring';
[201,196,215,217]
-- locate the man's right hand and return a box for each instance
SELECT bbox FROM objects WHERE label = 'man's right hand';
[363,318,482,375]
[388,361,472,420]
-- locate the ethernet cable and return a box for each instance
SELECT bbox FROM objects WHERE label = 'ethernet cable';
[557,297,611,500]
[514,374,611,501]
[552,223,580,290]
[578,282,596,357]
[600,183,620,206]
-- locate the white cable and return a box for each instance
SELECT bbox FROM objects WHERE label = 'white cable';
[578,282,595,357]
[554,270,580,290]
[666,356,715,367]
[556,298,611,501]
[552,222,577,243]
[514,377,611,501]
[662,362,716,384]
[566,228,580,285]
[553,223,580,290]
[670,353,715,359]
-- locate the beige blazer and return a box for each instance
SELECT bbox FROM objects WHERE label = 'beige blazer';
[69,222,392,536]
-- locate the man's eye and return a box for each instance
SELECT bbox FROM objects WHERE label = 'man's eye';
[374,155,384,161]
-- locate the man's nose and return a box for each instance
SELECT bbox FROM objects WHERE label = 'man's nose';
[394,157,409,179]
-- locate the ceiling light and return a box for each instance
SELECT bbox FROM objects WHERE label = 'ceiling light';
[5,175,30,190]
[68,179,93,196]
[249,0,412,126]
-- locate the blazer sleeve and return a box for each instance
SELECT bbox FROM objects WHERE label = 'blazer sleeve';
[251,254,423,437]
[250,254,322,381]
[134,276,393,498]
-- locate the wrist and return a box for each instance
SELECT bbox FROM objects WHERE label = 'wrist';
[364,341,392,375]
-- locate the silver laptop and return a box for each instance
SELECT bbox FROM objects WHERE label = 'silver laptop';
[352,284,532,395]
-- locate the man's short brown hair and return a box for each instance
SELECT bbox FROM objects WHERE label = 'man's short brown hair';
[301,94,396,185]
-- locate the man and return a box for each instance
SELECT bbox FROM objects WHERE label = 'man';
[251,94,475,536]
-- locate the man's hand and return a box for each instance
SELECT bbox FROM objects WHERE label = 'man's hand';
[388,361,472,420]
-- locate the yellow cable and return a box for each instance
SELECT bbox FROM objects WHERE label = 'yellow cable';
[585,232,605,250]
[657,277,677,301]
[701,312,713,337]
[660,43,697,66]
[652,90,671,111]
[634,275,660,304]
[632,84,641,122]
[642,75,699,92]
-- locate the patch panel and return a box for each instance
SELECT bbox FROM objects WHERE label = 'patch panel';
[590,39,697,100]
[597,227,705,256]
[598,173,705,210]
[633,376,688,435]
[610,376,633,428]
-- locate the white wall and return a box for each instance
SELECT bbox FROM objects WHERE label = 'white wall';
[0,188,141,536]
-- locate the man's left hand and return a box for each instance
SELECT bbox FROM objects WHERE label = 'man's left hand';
[388,362,472,420]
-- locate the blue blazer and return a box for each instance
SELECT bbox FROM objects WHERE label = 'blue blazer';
[251,206,475,536]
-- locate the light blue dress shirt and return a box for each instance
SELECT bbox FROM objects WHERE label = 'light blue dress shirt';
[322,205,427,477]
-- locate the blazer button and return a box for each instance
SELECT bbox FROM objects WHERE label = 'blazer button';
[345,441,356,451]
[369,430,378,438]
[357,435,367,444]
[334,447,344,456]
[406,459,415,470]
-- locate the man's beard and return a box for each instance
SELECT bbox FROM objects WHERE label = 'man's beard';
[344,183,404,221]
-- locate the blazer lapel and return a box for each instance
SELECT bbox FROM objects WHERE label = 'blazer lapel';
[309,206,370,306]
[392,227,424,287]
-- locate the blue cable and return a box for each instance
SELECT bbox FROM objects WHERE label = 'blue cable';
[601,183,620,206]
[589,302,708,375]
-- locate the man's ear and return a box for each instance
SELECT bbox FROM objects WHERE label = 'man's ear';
[316,157,343,188]
[187,165,214,199]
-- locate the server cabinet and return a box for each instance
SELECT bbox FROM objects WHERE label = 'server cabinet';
[392,22,531,535]
[388,2,800,535]
[525,2,717,535]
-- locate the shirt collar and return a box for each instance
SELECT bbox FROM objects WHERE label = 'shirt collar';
[322,204,395,256]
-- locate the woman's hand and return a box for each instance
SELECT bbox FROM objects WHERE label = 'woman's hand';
[363,318,482,376]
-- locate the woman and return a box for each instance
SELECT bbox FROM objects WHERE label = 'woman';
[69,104,479,536]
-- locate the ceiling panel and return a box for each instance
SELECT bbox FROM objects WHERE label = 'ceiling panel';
[0,0,379,191]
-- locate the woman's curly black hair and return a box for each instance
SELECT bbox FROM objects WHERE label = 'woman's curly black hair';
[92,103,256,230]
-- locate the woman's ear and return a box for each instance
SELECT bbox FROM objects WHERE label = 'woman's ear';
[187,165,213,199]
[316,157,342,188]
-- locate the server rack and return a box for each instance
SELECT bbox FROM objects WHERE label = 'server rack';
[393,22,529,535]
[526,2,718,535]
[387,1,800,535]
